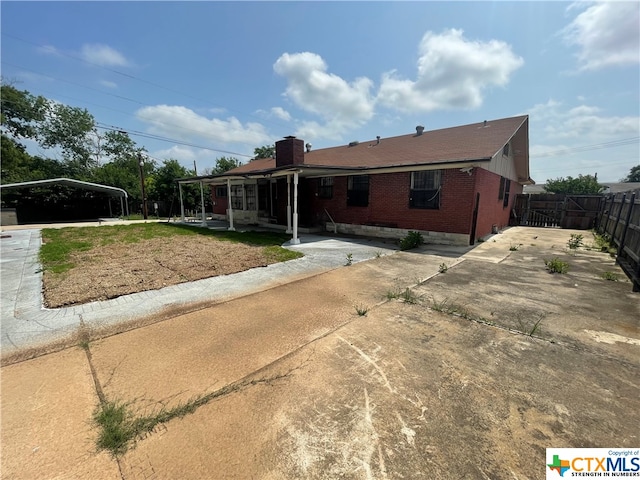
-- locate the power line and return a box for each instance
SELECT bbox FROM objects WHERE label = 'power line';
[1,32,292,131]
[531,137,639,158]
[1,61,266,150]
[95,123,253,158]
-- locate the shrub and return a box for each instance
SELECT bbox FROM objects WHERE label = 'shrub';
[399,231,424,251]
[544,258,569,274]
[567,234,584,250]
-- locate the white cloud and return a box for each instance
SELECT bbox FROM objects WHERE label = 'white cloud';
[270,107,291,122]
[273,52,375,139]
[80,44,132,67]
[255,106,292,122]
[562,2,640,71]
[377,29,523,113]
[529,99,639,140]
[100,80,118,89]
[136,104,271,147]
[37,45,61,56]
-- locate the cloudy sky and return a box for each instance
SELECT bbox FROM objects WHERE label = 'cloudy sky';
[1,1,638,182]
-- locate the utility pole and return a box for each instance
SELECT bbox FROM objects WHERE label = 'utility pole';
[138,152,148,220]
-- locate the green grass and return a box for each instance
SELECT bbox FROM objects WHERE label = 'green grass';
[601,271,619,281]
[39,223,301,273]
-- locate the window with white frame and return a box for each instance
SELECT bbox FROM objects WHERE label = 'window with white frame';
[410,170,441,209]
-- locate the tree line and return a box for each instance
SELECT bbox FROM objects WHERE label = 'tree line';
[0,82,253,218]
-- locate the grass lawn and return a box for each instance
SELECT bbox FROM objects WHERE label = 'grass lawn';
[39,223,303,307]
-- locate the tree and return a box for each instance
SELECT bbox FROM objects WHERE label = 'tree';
[213,156,241,173]
[621,165,640,183]
[38,102,96,176]
[253,144,275,159]
[0,83,47,139]
[544,174,604,194]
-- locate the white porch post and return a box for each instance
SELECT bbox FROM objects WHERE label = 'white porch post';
[227,179,235,231]
[179,183,185,222]
[291,171,300,245]
[200,181,207,226]
[286,174,292,234]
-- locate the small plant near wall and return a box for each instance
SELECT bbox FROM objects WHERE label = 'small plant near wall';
[354,304,369,316]
[544,258,569,274]
[345,253,353,266]
[438,263,448,273]
[399,231,424,251]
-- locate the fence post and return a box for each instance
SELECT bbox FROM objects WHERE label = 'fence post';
[611,193,626,246]
[616,193,635,259]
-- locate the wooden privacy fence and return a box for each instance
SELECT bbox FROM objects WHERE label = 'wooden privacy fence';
[512,194,602,229]
[596,189,640,292]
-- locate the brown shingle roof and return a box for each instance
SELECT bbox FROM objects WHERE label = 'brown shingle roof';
[225,115,528,175]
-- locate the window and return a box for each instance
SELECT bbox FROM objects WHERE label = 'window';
[503,143,510,156]
[503,179,511,207]
[215,186,227,197]
[410,170,441,209]
[245,184,257,211]
[498,177,511,207]
[347,175,369,207]
[318,177,334,199]
[230,185,243,210]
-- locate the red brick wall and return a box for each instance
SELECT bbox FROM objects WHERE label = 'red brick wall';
[309,170,476,234]
[471,168,523,240]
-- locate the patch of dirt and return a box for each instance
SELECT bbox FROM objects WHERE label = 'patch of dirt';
[42,237,278,308]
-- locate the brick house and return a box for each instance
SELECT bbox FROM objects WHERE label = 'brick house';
[185,115,532,245]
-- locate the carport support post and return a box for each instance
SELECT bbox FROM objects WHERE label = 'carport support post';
[227,179,235,231]
[286,175,292,234]
[199,181,207,227]
[179,183,185,222]
[291,172,300,245]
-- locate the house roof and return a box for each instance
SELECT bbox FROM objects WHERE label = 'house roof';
[181,115,530,183]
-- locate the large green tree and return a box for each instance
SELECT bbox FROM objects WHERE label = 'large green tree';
[253,144,275,159]
[0,83,47,140]
[544,174,604,194]
[213,156,241,173]
[621,165,640,183]
[37,102,96,176]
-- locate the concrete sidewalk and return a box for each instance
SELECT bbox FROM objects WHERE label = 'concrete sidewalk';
[1,222,411,355]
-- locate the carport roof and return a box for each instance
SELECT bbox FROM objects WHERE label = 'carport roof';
[0,178,128,198]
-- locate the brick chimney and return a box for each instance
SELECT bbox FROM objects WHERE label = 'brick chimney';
[275,136,305,167]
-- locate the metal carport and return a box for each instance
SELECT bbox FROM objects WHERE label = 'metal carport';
[0,177,129,218]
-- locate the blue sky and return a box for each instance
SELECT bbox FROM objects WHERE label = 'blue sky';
[1,1,638,182]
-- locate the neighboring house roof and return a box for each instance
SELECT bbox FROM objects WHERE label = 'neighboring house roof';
[181,115,530,183]
[0,177,129,198]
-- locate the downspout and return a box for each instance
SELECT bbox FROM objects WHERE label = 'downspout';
[286,175,292,234]
[227,178,235,231]
[291,171,300,244]
[179,183,185,222]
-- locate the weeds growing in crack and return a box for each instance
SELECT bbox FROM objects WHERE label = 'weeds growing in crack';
[92,371,294,457]
[354,304,369,316]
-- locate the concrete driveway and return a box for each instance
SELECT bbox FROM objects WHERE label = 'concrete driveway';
[1,226,638,479]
